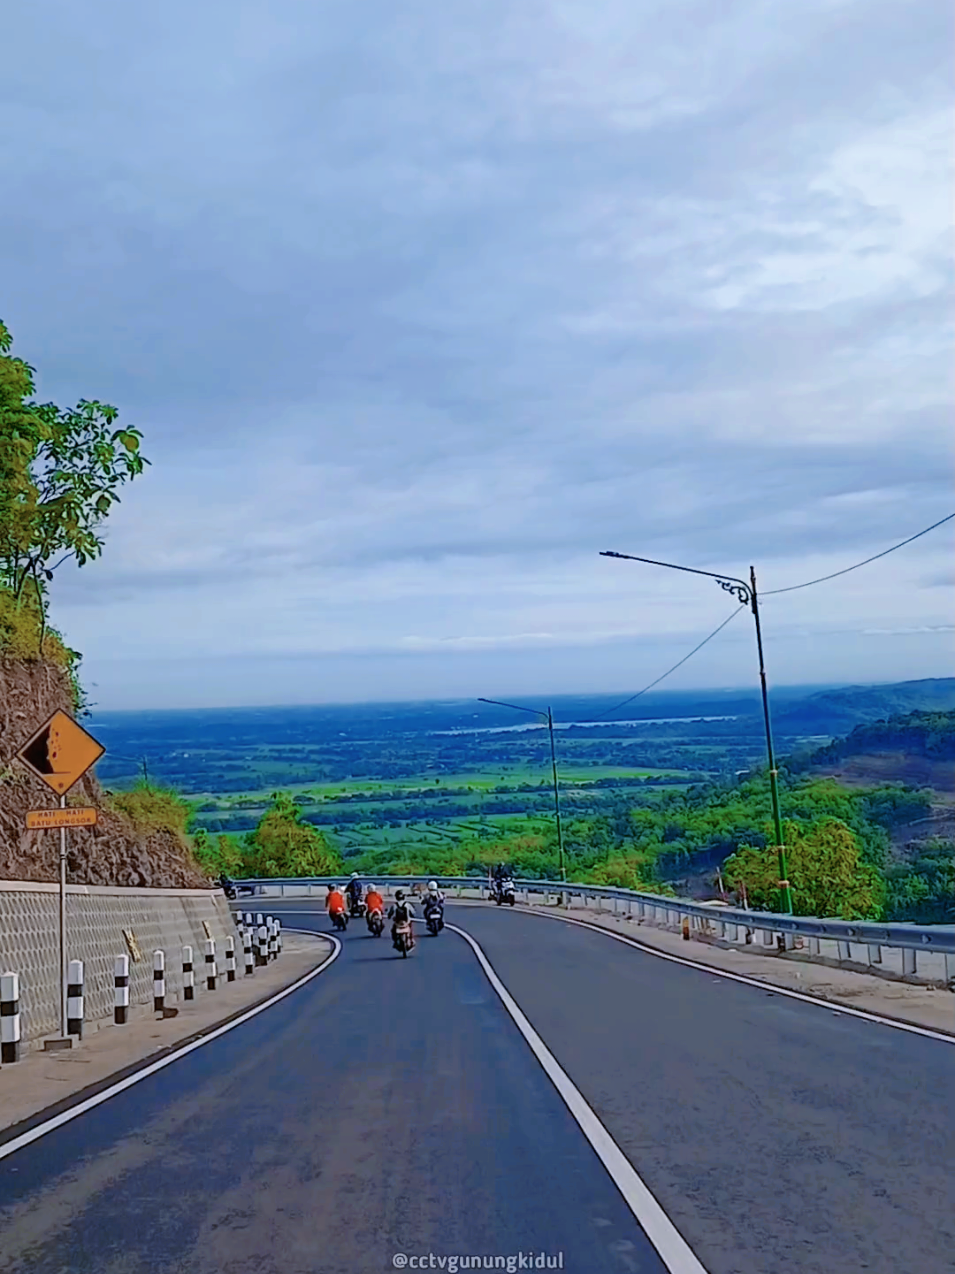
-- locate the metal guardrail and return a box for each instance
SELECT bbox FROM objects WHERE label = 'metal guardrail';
[230,875,955,980]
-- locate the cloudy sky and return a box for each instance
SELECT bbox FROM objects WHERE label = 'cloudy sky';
[3,0,953,710]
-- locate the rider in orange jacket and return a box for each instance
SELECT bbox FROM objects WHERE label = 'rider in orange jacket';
[326,884,346,917]
[364,885,384,916]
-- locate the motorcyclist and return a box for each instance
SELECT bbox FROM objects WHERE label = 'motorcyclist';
[326,883,347,923]
[345,872,363,912]
[424,879,444,910]
[387,889,416,948]
[423,880,445,931]
[490,862,507,900]
[365,883,384,916]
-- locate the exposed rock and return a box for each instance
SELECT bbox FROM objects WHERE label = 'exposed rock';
[0,658,212,888]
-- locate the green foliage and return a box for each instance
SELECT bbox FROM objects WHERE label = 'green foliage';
[107,781,192,837]
[191,828,246,878]
[0,318,148,667]
[807,709,955,764]
[724,817,886,919]
[885,838,955,923]
[243,790,343,878]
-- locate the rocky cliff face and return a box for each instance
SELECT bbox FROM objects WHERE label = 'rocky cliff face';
[0,659,212,888]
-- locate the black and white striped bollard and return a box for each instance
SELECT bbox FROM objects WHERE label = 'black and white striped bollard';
[182,945,195,1000]
[1,971,21,1064]
[205,938,217,991]
[275,918,283,956]
[153,950,166,1013]
[256,917,268,966]
[114,956,130,1025]
[266,917,275,960]
[225,935,236,982]
[67,959,84,1039]
[243,926,254,976]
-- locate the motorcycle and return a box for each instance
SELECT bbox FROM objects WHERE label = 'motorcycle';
[497,878,516,906]
[425,903,444,936]
[348,894,366,919]
[367,908,385,937]
[393,920,415,957]
[330,909,348,932]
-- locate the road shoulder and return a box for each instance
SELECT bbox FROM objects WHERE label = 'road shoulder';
[0,931,334,1138]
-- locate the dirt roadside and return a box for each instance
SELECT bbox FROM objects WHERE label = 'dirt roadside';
[0,931,334,1137]
[452,898,955,1037]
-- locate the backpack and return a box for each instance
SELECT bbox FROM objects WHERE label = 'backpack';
[394,901,410,923]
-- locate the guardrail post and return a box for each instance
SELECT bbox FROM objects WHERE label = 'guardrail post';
[67,960,84,1038]
[867,943,882,965]
[762,929,774,948]
[837,940,852,962]
[243,927,254,976]
[153,950,166,1013]
[114,956,129,1025]
[225,936,236,981]
[945,954,955,989]
[809,937,820,955]
[182,945,195,1000]
[1,972,21,1064]
[205,938,217,990]
[902,948,917,977]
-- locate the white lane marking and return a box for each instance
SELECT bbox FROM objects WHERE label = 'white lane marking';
[446,922,709,1274]
[0,934,341,1162]
[497,908,955,1046]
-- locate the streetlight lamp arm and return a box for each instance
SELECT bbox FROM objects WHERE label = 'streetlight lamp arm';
[477,697,548,721]
[599,551,752,607]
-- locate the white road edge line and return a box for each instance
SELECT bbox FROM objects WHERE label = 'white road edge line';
[0,932,342,1163]
[505,908,955,1046]
[445,921,709,1274]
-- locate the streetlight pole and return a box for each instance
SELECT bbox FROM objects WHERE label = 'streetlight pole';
[477,697,567,899]
[599,550,793,915]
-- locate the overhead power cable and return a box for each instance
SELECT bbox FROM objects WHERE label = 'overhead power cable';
[762,511,955,597]
[591,604,747,722]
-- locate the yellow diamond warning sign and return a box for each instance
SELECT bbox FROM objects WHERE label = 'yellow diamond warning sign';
[26,807,98,830]
[16,711,105,796]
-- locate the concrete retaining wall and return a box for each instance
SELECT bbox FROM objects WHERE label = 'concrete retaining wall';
[0,881,239,1045]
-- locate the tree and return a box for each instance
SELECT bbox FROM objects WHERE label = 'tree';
[244,791,342,878]
[191,829,245,878]
[0,319,149,651]
[724,817,885,920]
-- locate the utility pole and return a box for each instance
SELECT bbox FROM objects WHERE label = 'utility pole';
[600,550,794,915]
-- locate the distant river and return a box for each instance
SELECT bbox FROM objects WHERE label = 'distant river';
[432,715,739,736]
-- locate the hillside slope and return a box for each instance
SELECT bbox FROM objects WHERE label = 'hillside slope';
[0,659,211,887]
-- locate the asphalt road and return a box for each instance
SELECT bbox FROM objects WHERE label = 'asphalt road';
[1,902,952,1274]
[0,907,671,1274]
[446,902,955,1274]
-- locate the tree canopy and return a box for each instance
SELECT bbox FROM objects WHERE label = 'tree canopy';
[0,319,148,668]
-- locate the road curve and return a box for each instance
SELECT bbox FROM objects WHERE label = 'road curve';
[441,901,955,1274]
[0,907,672,1274]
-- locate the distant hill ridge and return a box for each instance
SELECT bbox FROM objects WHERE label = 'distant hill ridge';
[773,678,955,737]
[809,709,955,765]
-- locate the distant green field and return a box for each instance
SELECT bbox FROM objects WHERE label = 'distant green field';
[188,763,694,807]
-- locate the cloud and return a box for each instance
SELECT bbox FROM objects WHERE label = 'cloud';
[2,0,953,707]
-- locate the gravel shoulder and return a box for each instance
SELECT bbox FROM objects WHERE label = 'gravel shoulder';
[0,931,333,1137]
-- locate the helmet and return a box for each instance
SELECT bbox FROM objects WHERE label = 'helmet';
[428,880,438,891]
[351,871,358,878]
[366,884,375,893]
[396,890,405,900]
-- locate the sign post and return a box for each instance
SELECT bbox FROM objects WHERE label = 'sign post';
[16,711,105,1046]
